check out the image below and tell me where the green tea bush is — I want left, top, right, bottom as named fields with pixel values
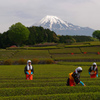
left=4, top=59, right=12, bottom=65
left=49, top=48, right=81, bottom=54
left=12, top=50, right=51, bottom=60
left=80, top=47, right=100, bottom=53
left=0, top=63, right=100, bottom=99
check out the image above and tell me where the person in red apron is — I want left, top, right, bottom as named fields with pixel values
left=88, top=62, right=98, bottom=78
left=67, top=67, right=86, bottom=86
left=24, top=60, right=34, bottom=80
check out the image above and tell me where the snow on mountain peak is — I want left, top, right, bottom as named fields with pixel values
left=34, top=15, right=94, bottom=36
left=38, top=15, right=68, bottom=29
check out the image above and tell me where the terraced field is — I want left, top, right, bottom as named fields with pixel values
left=0, top=50, right=16, bottom=60
left=49, top=48, right=81, bottom=54
left=80, top=47, right=100, bottom=53
left=0, top=50, right=51, bottom=60
left=1, top=44, right=100, bottom=62
left=0, top=64, right=99, bottom=100
left=12, top=50, right=51, bottom=60
left=52, top=54, right=100, bottom=61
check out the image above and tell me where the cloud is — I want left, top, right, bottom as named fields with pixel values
left=0, top=0, right=100, bottom=33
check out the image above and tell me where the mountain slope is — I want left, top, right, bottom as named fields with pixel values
left=34, top=15, right=94, bottom=36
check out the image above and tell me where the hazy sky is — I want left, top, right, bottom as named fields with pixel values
left=0, top=0, right=100, bottom=33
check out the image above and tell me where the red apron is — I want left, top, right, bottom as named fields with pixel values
left=26, top=70, right=33, bottom=80
left=69, top=72, right=75, bottom=86
left=90, top=71, right=96, bottom=78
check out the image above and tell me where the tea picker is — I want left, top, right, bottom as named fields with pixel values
left=24, top=60, right=34, bottom=80
left=88, top=62, right=98, bottom=78
left=67, top=67, right=86, bottom=86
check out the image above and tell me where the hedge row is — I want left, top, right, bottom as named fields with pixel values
left=0, top=78, right=99, bottom=84
left=52, top=54, right=100, bottom=61
left=1, top=92, right=100, bottom=100
left=0, top=64, right=99, bottom=99
left=0, top=86, right=100, bottom=96
left=0, top=59, right=55, bottom=65
left=58, top=62, right=100, bottom=66
left=6, top=46, right=58, bottom=50
left=0, top=81, right=99, bottom=88
left=49, top=48, right=81, bottom=54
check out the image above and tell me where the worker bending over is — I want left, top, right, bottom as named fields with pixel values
left=67, top=67, right=86, bottom=86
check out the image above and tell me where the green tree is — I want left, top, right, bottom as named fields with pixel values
left=72, top=36, right=93, bottom=42
left=0, top=31, right=13, bottom=48
left=92, top=30, right=100, bottom=41
left=58, top=35, right=75, bottom=44
left=8, top=22, right=30, bottom=46
left=27, top=26, right=36, bottom=45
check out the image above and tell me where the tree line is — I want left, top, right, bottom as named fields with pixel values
left=0, top=22, right=96, bottom=48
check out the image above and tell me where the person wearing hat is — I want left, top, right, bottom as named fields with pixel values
left=67, top=67, right=86, bottom=86
left=88, top=62, right=98, bottom=78
left=24, top=60, right=34, bottom=80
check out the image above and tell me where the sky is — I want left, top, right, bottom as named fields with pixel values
left=0, top=0, right=100, bottom=33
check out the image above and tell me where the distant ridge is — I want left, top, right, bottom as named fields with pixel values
left=34, top=15, right=95, bottom=36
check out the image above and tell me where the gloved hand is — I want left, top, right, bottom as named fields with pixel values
left=96, top=74, right=98, bottom=77
left=84, top=84, right=86, bottom=86
left=89, top=72, right=90, bottom=75
left=26, top=71, right=29, bottom=75
left=31, top=72, right=33, bottom=74
left=80, top=81, right=84, bottom=86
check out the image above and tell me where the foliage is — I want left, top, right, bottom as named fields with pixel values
left=92, top=30, right=100, bottom=41
left=1, top=45, right=100, bottom=62
left=0, top=50, right=16, bottom=60
left=8, top=22, right=30, bottom=46
left=58, top=62, right=100, bottom=66
left=52, top=54, right=100, bottom=61
left=4, top=59, right=12, bottom=65
left=18, top=58, right=27, bottom=65
left=45, top=59, right=54, bottom=64
left=49, top=48, right=81, bottom=54
left=58, top=35, right=76, bottom=44
left=90, top=41, right=100, bottom=45
left=12, top=50, right=51, bottom=60
left=32, top=58, right=40, bottom=64
left=6, top=46, right=58, bottom=50
left=27, top=26, right=58, bottom=45
left=80, top=47, right=100, bottom=53
left=72, top=35, right=94, bottom=42
left=0, top=32, right=13, bottom=48
left=0, top=64, right=100, bottom=99
left=0, top=22, right=96, bottom=49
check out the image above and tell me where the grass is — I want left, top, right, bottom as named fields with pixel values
left=0, top=64, right=99, bottom=99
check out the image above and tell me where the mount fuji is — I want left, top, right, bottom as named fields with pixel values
left=34, top=15, right=94, bottom=36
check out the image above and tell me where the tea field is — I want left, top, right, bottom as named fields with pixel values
left=1, top=47, right=100, bottom=62
left=0, top=63, right=100, bottom=100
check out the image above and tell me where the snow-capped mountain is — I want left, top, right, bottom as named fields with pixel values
left=34, top=15, right=94, bottom=36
